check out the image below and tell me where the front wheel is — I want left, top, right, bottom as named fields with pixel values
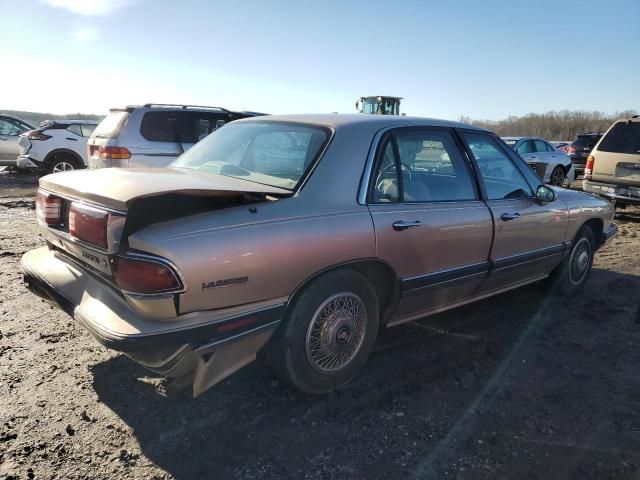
left=549, top=165, right=566, bottom=186
left=266, top=269, right=379, bottom=394
left=547, top=226, right=595, bottom=294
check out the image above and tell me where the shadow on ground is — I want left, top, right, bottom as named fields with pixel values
left=91, top=268, right=640, bottom=479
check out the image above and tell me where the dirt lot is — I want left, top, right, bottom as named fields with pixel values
left=1, top=170, right=639, bottom=480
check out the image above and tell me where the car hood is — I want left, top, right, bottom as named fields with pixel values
left=38, top=167, right=293, bottom=211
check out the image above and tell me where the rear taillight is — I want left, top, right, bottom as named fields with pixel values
left=566, top=146, right=575, bottom=154
left=27, top=131, right=51, bottom=141
left=584, top=155, right=595, bottom=180
left=113, top=256, right=181, bottom=294
left=97, top=146, right=130, bottom=159
left=35, top=190, right=63, bottom=225
left=69, top=203, right=109, bottom=248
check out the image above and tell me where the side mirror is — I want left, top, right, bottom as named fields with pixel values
left=536, top=185, right=557, bottom=204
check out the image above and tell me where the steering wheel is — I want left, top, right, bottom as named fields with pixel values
left=375, top=162, right=413, bottom=192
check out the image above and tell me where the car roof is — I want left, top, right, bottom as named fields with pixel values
left=237, top=113, right=490, bottom=132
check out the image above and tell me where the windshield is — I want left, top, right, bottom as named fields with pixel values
left=172, top=121, right=330, bottom=190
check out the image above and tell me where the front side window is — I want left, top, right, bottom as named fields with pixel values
left=172, top=122, right=330, bottom=191
left=462, top=132, right=534, bottom=200
left=371, top=129, right=476, bottom=203
left=597, top=122, right=640, bottom=154
left=0, top=118, right=24, bottom=136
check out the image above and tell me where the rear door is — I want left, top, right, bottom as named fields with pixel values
left=591, top=120, right=640, bottom=185
left=368, top=127, right=494, bottom=325
left=133, top=110, right=184, bottom=167
left=459, top=131, right=569, bottom=294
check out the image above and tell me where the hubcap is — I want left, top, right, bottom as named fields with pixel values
left=569, top=237, right=591, bottom=285
left=52, top=162, right=75, bottom=173
left=305, top=292, right=367, bottom=373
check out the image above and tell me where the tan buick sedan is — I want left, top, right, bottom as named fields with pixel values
left=21, top=114, right=617, bottom=396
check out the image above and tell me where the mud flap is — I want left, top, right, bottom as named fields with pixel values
left=191, top=324, right=278, bottom=397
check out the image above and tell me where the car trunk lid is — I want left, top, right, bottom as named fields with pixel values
left=39, top=167, right=292, bottom=211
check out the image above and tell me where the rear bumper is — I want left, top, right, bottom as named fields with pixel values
left=582, top=180, right=640, bottom=205
left=21, top=247, right=283, bottom=395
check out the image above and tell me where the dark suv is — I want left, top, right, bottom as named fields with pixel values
left=567, top=132, right=603, bottom=175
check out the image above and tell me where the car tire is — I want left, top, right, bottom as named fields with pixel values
left=266, top=269, right=379, bottom=395
left=47, top=154, right=82, bottom=174
left=547, top=225, right=595, bottom=295
left=549, top=165, right=565, bottom=187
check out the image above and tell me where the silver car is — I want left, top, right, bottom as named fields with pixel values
left=502, top=136, right=576, bottom=186
left=0, top=114, right=34, bottom=167
left=22, top=114, right=616, bottom=396
left=87, top=104, right=265, bottom=169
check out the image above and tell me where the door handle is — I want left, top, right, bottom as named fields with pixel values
left=501, top=212, right=520, bottom=221
left=392, top=220, right=421, bottom=231
left=530, top=155, right=537, bottom=159
left=66, top=137, right=77, bottom=141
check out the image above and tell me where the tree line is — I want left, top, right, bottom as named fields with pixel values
left=1, top=110, right=103, bottom=127
left=459, top=110, right=637, bottom=141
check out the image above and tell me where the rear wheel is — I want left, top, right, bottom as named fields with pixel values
left=266, top=269, right=379, bottom=394
left=547, top=226, right=595, bottom=294
left=47, top=154, right=81, bottom=174
left=549, top=165, right=565, bottom=186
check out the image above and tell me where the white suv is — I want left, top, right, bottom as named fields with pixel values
left=87, top=104, right=265, bottom=169
left=17, top=120, right=99, bottom=173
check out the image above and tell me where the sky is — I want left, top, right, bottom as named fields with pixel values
left=1, top=0, right=638, bottom=120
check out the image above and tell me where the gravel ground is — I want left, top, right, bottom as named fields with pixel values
left=1, top=170, right=639, bottom=480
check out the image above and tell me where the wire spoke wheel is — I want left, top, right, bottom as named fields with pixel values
left=569, top=237, right=591, bottom=286
left=305, top=292, right=367, bottom=373
left=52, top=161, right=75, bottom=173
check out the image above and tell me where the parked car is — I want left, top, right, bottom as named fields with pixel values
left=0, top=114, right=35, bottom=167
left=566, top=132, right=603, bottom=175
left=16, top=120, right=99, bottom=173
left=87, top=104, right=266, bottom=169
left=501, top=136, right=575, bottom=186
left=582, top=115, right=640, bottom=207
left=22, top=114, right=616, bottom=396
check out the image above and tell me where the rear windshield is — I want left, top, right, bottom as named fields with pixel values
left=93, top=111, right=129, bottom=139
left=172, top=121, right=330, bottom=191
left=597, top=122, right=640, bottom=155
left=572, top=135, right=600, bottom=149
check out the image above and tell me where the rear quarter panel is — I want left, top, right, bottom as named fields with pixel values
left=128, top=199, right=376, bottom=313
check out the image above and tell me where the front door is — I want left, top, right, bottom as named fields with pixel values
left=459, top=131, right=569, bottom=294
left=367, top=127, right=494, bottom=325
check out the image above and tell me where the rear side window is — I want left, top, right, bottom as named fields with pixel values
left=181, top=112, right=230, bottom=143
left=81, top=124, right=96, bottom=137
left=66, top=124, right=82, bottom=136
left=516, top=140, right=534, bottom=154
left=597, top=122, right=640, bottom=155
left=140, top=111, right=182, bottom=142
left=572, top=135, right=600, bottom=150
left=534, top=140, right=551, bottom=152
left=93, top=111, right=129, bottom=139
